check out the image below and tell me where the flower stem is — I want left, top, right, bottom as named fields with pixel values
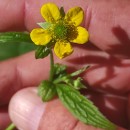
left=6, top=123, right=15, bottom=130
left=49, top=50, right=54, bottom=81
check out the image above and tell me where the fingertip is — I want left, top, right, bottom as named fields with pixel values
left=9, top=87, right=46, bottom=130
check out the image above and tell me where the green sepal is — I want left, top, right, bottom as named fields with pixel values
left=0, top=32, right=33, bottom=43
left=35, top=45, right=50, bottom=59
left=38, top=80, right=57, bottom=102
left=56, top=84, right=116, bottom=130
left=37, top=22, right=52, bottom=29
left=73, top=77, right=86, bottom=90
left=60, top=7, right=65, bottom=17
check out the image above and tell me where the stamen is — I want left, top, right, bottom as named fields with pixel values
left=53, top=21, right=67, bottom=40
left=67, top=24, right=78, bottom=40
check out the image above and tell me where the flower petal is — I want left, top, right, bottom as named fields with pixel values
left=30, top=28, right=52, bottom=45
left=41, top=3, right=61, bottom=23
left=54, top=41, right=73, bottom=59
left=70, top=27, right=89, bottom=44
left=65, top=7, right=84, bottom=26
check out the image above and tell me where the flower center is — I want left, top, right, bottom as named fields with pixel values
left=54, top=22, right=67, bottom=40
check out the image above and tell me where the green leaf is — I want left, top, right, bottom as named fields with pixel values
left=38, top=80, right=57, bottom=101
left=0, top=32, right=33, bottom=43
left=70, top=65, right=90, bottom=77
left=56, top=84, right=116, bottom=130
left=37, top=22, right=52, bottom=29
left=35, top=45, right=50, bottom=59
left=0, top=32, right=36, bottom=61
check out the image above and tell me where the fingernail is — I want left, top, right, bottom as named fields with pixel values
left=9, top=87, right=46, bottom=130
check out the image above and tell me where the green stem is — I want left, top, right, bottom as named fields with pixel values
left=49, top=50, right=54, bottom=81
left=53, top=77, right=64, bottom=84
left=6, top=123, right=15, bottom=130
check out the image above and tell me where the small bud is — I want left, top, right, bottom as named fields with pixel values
left=73, top=77, right=86, bottom=90
left=54, top=22, right=68, bottom=39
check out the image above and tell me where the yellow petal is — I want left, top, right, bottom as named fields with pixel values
left=65, top=7, right=84, bottom=26
left=41, top=3, right=61, bottom=23
left=54, top=41, right=73, bottom=59
left=30, top=28, right=52, bottom=45
left=70, top=27, right=89, bottom=44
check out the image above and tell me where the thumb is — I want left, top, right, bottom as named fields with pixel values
left=9, top=87, right=124, bottom=130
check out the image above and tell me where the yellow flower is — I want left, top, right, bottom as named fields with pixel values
left=30, top=3, right=89, bottom=59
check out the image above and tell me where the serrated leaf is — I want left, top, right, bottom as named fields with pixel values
left=56, top=84, right=116, bottom=130
left=35, top=45, right=50, bottom=59
left=37, top=22, right=52, bottom=29
left=38, top=80, right=57, bottom=101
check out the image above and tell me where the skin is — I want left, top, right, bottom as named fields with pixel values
left=0, top=0, right=130, bottom=129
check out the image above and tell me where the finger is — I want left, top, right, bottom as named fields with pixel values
left=83, top=54, right=130, bottom=95
left=66, top=45, right=130, bottom=95
left=0, top=0, right=89, bottom=31
left=128, top=94, right=130, bottom=129
left=0, top=0, right=25, bottom=31
left=0, top=51, right=50, bottom=105
left=1, top=44, right=130, bottom=105
left=9, top=87, right=125, bottom=130
left=0, top=0, right=130, bottom=58
left=86, top=0, right=130, bottom=58
left=0, top=106, right=11, bottom=130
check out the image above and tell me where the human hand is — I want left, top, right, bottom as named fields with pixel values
left=0, top=0, right=130, bottom=130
